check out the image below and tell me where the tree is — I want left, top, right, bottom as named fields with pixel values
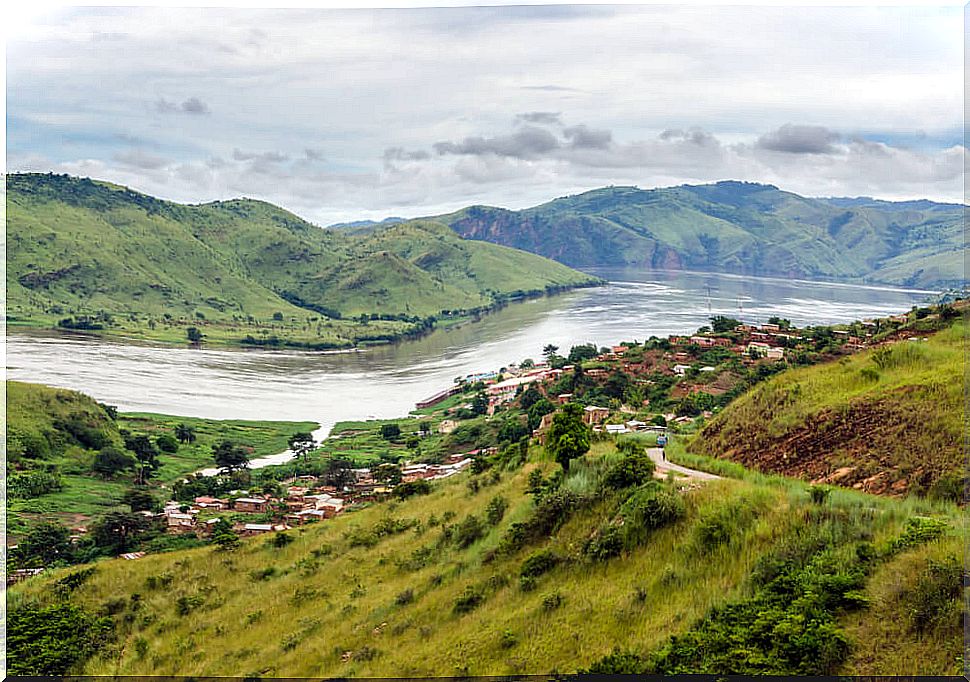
left=528, top=397, right=556, bottom=431
left=90, top=511, right=151, bottom=554
left=380, top=423, right=401, bottom=441
left=186, top=327, right=203, bottom=343
left=542, top=344, right=559, bottom=359
left=156, top=434, right=179, bottom=453
left=519, top=385, right=543, bottom=410
left=520, top=358, right=535, bottom=369
left=212, top=440, right=249, bottom=473
left=8, top=602, right=113, bottom=676
left=91, top=447, right=136, bottom=478
left=124, top=435, right=160, bottom=485
left=288, top=432, right=316, bottom=464
left=418, top=421, right=431, bottom=437
left=567, top=343, right=599, bottom=364
left=122, top=486, right=157, bottom=513
left=324, top=457, right=355, bottom=489
left=175, top=423, right=196, bottom=444
left=767, top=316, right=792, bottom=329
left=546, top=403, right=591, bottom=470
left=709, top=316, right=742, bottom=333
left=498, top=416, right=529, bottom=444
left=471, top=391, right=489, bottom=415
left=9, top=521, right=75, bottom=568
left=375, top=463, right=403, bottom=486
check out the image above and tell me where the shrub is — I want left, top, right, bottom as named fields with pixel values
left=8, top=470, right=63, bottom=498
left=175, top=595, right=204, bottom=616
left=808, top=485, right=831, bottom=504
left=886, top=517, right=950, bottom=555
left=452, top=585, right=485, bottom=614
left=541, top=591, right=564, bottom=611
left=485, top=495, right=508, bottom=525
left=272, top=532, right=293, bottom=549
left=394, top=588, right=415, bottom=606
left=7, top=602, right=113, bottom=676
left=520, top=549, right=559, bottom=579
left=499, top=630, right=518, bottom=649
left=453, top=515, right=485, bottom=549
left=603, top=446, right=656, bottom=490
left=905, top=555, right=963, bottom=633
left=519, top=575, right=537, bottom=592
left=394, top=480, right=431, bottom=499
left=156, top=434, right=179, bottom=453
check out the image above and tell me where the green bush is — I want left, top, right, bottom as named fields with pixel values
left=453, top=585, right=485, bottom=614
left=453, top=515, right=485, bottom=549
left=520, top=549, right=559, bottom=579
left=603, top=448, right=656, bottom=490
left=905, top=555, right=963, bottom=633
left=7, top=602, right=113, bottom=675
left=156, top=434, right=179, bottom=453
left=485, top=495, right=508, bottom=525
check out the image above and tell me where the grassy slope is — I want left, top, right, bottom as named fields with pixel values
left=9, top=443, right=962, bottom=677
left=6, top=381, right=318, bottom=536
left=7, top=174, right=598, bottom=347
left=441, top=182, right=965, bottom=288
left=689, top=321, right=965, bottom=496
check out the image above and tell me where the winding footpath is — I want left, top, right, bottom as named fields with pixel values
left=647, top=447, right=722, bottom=481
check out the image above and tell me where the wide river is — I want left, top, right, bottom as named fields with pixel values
left=6, top=268, right=937, bottom=461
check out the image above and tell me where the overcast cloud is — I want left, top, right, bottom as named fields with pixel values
left=6, top=5, right=965, bottom=224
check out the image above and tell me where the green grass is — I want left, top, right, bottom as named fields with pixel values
left=9, top=438, right=964, bottom=677
left=6, top=381, right=318, bottom=537
left=7, top=173, right=599, bottom=348
left=689, top=321, right=965, bottom=497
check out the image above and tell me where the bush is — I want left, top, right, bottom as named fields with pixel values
left=541, top=591, right=564, bottom=611
left=808, top=485, right=831, bottom=504
left=394, top=588, right=414, bottom=606
left=603, top=447, right=656, bottom=490
left=905, top=556, right=963, bottom=633
left=453, top=515, right=485, bottom=549
left=272, top=532, right=293, bottom=549
left=8, top=470, right=63, bottom=498
left=394, top=480, right=431, bottom=499
left=7, top=602, right=113, bottom=676
left=156, top=434, right=179, bottom=453
left=520, top=549, right=559, bottom=579
left=484, top=495, right=508, bottom=526
left=453, top=585, right=485, bottom=614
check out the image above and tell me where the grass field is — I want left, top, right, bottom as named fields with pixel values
left=9, top=438, right=963, bottom=677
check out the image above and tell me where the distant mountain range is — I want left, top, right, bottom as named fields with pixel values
left=432, top=181, right=965, bottom=289
left=5, top=174, right=598, bottom=347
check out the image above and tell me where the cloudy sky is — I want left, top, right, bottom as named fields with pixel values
left=6, top=4, right=965, bottom=224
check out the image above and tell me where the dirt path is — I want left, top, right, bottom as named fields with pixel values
left=648, top=447, right=721, bottom=481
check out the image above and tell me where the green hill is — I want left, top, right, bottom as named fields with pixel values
left=8, top=431, right=963, bottom=676
left=6, top=380, right=318, bottom=538
left=438, top=181, right=965, bottom=289
left=6, top=174, right=599, bottom=348
left=687, top=317, right=965, bottom=499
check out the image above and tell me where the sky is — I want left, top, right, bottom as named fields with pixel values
left=5, top=4, right=966, bottom=224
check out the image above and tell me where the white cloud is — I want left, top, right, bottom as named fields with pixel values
left=5, top=5, right=965, bottom=222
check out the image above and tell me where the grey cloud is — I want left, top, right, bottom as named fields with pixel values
left=232, top=148, right=288, bottom=163
left=304, top=148, right=326, bottom=161
left=155, top=97, right=211, bottom=115
left=383, top=147, right=431, bottom=162
left=514, top=112, right=562, bottom=125
left=113, top=148, right=169, bottom=170
left=757, top=124, right=840, bottom=154
left=659, top=128, right=718, bottom=146
left=563, top=124, right=612, bottom=149
left=433, top=125, right=560, bottom=158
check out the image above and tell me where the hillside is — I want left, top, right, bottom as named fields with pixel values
left=6, top=380, right=318, bottom=538
left=6, top=173, right=599, bottom=348
left=8, top=437, right=963, bottom=677
left=688, top=318, right=965, bottom=498
left=437, top=181, right=965, bottom=289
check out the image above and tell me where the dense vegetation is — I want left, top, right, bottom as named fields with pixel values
left=7, top=173, right=599, bottom=347
left=439, top=181, right=965, bottom=289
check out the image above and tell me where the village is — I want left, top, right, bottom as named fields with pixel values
left=133, top=308, right=938, bottom=546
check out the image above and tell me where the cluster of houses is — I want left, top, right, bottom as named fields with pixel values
left=158, top=453, right=478, bottom=538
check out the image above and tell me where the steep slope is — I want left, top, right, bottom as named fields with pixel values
left=438, top=181, right=965, bottom=288
left=7, top=174, right=599, bottom=346
left=689, top=318, right=964, bottom=498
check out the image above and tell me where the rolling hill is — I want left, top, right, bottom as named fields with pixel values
left=6, top=173, right=599, bottom=347
left=437, top=181, right=965, bottom=289
left=687, top=316, right=965, bottom=498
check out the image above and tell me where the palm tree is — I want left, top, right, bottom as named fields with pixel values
left=175, top=423, right=196, bottom=444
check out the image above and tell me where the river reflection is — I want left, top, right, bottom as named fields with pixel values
left=6, top=268, right=937, bottom=436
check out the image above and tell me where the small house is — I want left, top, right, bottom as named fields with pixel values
left=583, top=405, right=610, bottom=425
left=233, top=497, right=270, bottom=513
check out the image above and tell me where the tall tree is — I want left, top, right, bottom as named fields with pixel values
left=175, top=423, right=196, bottom=444
left=546, top=403, right=591, bottom=471
left=288, top=432, right=316, bottom=464
left=212, top=440, right=249, bottom=473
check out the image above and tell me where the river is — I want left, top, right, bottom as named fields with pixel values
left=6, top=268, right=937, bottom=462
